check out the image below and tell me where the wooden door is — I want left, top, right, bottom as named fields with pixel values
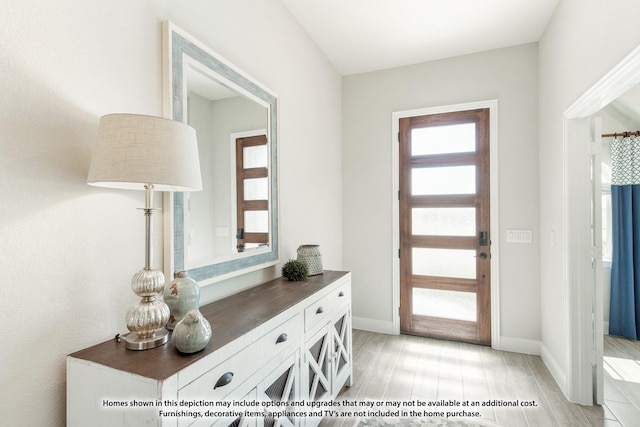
left=235, top=134, right=269, bottom=252
left=399, top=108, right=491, bottom=345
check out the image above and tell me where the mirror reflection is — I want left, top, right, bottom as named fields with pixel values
left=164, top=22, right=279, bottom=285
left=185, top=67, right=269, bottom=266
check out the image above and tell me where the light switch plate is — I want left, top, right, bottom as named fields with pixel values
left=506, top=229, right=533, bottom=243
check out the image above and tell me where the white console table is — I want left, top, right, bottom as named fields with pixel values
left=67, top=271, right=352, bottom=427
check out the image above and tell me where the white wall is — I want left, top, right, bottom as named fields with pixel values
left=0, top=1, right=342, bottom=425
left=342, top=44, right=541, bottom=347
left=538, top=0, right=640, bottom=398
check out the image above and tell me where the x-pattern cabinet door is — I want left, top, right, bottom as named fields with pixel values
left=304, top=308, right=352, bottom=402
left=305, top=327, right=331, bottom=402
left=258, top=352, right=300, bottom=427
left=330, top=311, right=352, bottom=390
left=209, top=389, right=257, bottom=427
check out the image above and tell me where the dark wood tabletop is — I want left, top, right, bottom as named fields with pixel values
left=69, top=271, right=349, bottom=381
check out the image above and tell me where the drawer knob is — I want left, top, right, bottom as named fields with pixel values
left=276, top=333, right=288, bottom=344
left=214, top=372, right=234, bottom=389
left=338, top=291, right=345, bottom=297
left=316, top=306, right=324, bottom=314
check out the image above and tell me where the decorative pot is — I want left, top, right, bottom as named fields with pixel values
left=297, top=244, right=323, bottom=275
left=172, top=309, right=212, bottom=353
left=164, top=270, right=200, bottom=330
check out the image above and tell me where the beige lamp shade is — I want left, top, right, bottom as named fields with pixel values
left=87, top=114, right=202, bottom=192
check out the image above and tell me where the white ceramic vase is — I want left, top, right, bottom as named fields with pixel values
left=172, top=309, right=212, bottom=353
left=164, top=270, right=200, bottom=330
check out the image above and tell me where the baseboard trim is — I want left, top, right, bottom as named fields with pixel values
left=498, top=336, right=541, bottom=355
left=540, top=342, right=567, bottom=397
left=352, top=316, right=396, bottom=335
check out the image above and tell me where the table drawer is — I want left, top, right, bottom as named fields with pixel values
left=178, top=337, right=261, bottom=402
left=261, top=313, right=302, bottom=362
left=304, top=281, right=350, bottom=332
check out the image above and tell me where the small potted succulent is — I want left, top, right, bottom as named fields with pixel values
left=281, top=259, right=309, bottom=281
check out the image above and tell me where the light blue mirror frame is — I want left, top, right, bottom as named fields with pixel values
left=163, top=22, right=279, bottom=285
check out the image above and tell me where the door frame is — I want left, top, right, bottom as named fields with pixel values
left=391, top=99, right=501, bottom=348
left=564, top=44, right=640, bottom=405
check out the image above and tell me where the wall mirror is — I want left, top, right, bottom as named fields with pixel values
left=163, top=22, right=278, bottom=285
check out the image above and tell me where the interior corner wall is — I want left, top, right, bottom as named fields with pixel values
left=538, top=0, right=640, bottom=398
left=342, top=43, right=541, bottom=347
left=0, top=1, right=342, bottom=425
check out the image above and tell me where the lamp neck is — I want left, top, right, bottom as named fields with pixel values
left=144, top=184, right=155, bottom=270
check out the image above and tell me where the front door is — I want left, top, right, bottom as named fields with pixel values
left=235, top=134, right=269, bottom=252
left=399, top=108, right=491, bottom=345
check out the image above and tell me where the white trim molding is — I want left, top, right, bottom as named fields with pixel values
left=500, top=336, right=541, bottom=356
left=390, top=100, right=500, bottom=348
left=541, top=342, right=567, bottom=394
left=563, top=44, right=640, bottom=405
left=352, top=316, right=396, bottom=335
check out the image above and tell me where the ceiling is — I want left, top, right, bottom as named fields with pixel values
left=280, top=0, right=560, bottom=75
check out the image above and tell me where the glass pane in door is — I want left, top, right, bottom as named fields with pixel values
left=244, top=178, right=269, bottom=200
left=243, top=145, right=268, bottom=168
left=411, top=123, right=476, bottom=156
left=413, top=288, right=476, bottom=321
left=412, top=248, right=476, bottom=279
left=412, top=207, right=476, bottom=236
left=244, top=210, right=268, bottom=233
left=411, top=166, right=476, bottom=195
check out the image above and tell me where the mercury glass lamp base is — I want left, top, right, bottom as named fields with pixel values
left=122, top=328, right=169, bottom=350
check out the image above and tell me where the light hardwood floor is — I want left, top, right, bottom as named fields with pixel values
left=603, top=334, right=640, bottom=426
left=321, top=330, right=640, bottom=427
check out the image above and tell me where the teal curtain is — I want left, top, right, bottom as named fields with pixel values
left=610, top=135, right=640, bottom=340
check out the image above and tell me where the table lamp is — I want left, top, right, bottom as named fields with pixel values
left=87, top=113, right=202, bottom=350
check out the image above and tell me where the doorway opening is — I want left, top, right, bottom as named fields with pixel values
left=564, top=44, right=640, bottom=406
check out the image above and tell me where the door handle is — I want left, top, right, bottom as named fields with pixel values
left=476, top=252, right=488, bottom=259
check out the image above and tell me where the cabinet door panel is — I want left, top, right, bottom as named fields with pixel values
left=210, top=389, right=257, bottom=427
left=331, top=311, right=352, bottom=389
left=258, top=352, right=299, bottom=427
left=305, top=328, right=331, bottom=401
